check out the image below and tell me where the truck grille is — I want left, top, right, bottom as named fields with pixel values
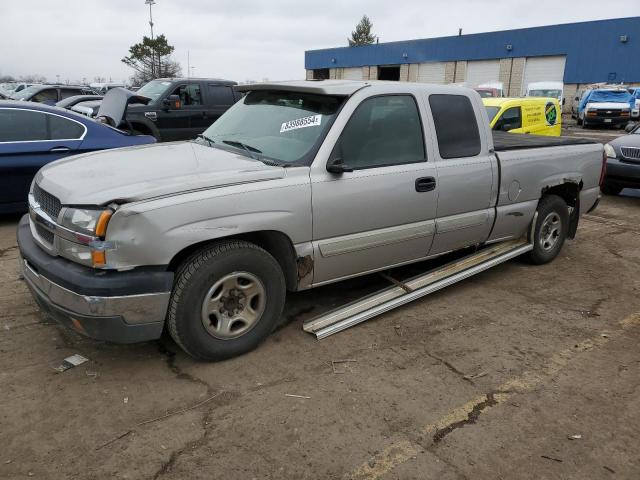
left=33, top=183, right=62, bottom=219
left=593, top=109, right=626, bottom=118
left=621, top=147, right=640, bottom=161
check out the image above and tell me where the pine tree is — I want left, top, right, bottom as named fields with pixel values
left=348, top=15, right=376, bottom=47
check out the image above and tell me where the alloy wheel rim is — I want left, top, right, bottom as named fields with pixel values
left=201, top=272, right=266, bottom=340
left=539, top=212, right=561, bottom=251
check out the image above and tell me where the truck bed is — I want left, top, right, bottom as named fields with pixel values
left=492, top=131, right=598, bottom=151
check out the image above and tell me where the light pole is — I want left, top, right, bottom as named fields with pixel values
left=145, top=0, right=156, bottom=77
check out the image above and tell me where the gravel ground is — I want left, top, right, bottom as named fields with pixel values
left=1, top=191, right=639, bottom=480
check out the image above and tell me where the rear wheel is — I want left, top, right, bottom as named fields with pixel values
left=167, top=240, right=286, bottom=360
left=527, top=195, right=569, bottom=265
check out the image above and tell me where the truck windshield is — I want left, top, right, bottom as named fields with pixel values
left=136, top=80, right=173, bottom=101
left=199, top=90, right=343, bottom=164
left=485, top=106, right=499, bottom=122
left=529, top=89, right=562, bottom=99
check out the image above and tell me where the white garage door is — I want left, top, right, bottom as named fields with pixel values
left=523, top=56, right=566, bottom=89
left=417, top=62, right=446, bottom=84
left=342, top=67, right=363, bottom=80
left=465, top=60, right=501, bottom=86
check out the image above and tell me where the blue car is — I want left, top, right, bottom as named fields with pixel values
left=0, top=100, right=156, bottom=214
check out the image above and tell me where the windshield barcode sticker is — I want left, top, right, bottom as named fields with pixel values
left=280, top=115, right=322, bottom=133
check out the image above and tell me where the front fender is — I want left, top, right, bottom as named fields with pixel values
left=102, top=171, right=312, bottom=271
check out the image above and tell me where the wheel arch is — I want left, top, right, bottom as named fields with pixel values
left=540, top=180, right=582, bottom=239
left=167, top=230, right=301, bottom=292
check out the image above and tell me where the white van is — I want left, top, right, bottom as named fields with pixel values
left=526, top=81, right=564, bottom=108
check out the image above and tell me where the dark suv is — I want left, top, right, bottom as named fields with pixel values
left=11, top=85, right=96, bottom=105
left=126, top=78, right=241, bottom=141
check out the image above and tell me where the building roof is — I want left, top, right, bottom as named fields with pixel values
left=305, top=17, right=640, bottom=84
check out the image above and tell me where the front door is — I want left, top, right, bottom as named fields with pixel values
left=310, top=93, right=439, bottom=285
left=156, top=83, right=198, bottom=141
left=424, top=93, right=496, bottom=255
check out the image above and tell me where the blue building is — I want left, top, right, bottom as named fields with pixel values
left=304, top=17, right=640, bottom=111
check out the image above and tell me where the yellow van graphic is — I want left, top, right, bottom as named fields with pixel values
left=483, top=97, right=562, bottom=136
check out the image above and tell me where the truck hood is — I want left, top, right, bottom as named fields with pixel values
left=36, top=142, right=286, bottom=205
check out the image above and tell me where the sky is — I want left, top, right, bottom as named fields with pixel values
left=1, top=0, right=638, bottom=84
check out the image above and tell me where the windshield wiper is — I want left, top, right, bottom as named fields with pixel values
left=222, top=140, right=264, bottom=161
left=196, top=133, right=216, bottom=147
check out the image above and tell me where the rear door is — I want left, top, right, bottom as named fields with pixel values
left=205, top=84, right=236, bottom=126
left=310, top=92, right=439, bottom=284
left=424, top=93, right=496, bottom=255
left=0, top=108, right=85, bottom=211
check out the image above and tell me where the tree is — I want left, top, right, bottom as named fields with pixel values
left=122, top=34, right=182, bottom=85
left=348, top=15, right=376, bottom=47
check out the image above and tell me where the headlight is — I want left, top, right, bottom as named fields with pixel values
left=60, top=208, right=112, bottom=238
left=604, top=143, right=617, bottom=159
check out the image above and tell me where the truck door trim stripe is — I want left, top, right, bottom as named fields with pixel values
left=318, top=220, right=436, bottom=257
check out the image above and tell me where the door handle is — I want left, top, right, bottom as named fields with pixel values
left=49, top=147, right=71, bottom=153
left=415, top=176, right=436, bottom=192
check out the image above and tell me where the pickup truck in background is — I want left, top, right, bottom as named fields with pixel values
left=576, top=87, right=632, bottom=128
left=117, top=77, right=241, bottom=141
left=18, top=80, right=604, bottom=360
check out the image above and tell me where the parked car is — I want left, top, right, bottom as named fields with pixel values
left=477, top=81, right=504, bottom=97
left=89, top=82, right=126, bottom=95
left=56, top=95, right=103, bottom=111
left=10, top=85, right=96, bottom=105
left=575, top=88, right=631, bottom=128
left=483, top=97, right=561, bottom=136
left=123, top=77, right=241, bottom=141
left=526, top=81, right=564, bottom=108
left=18, top=81, right=603, bottom=360
left=601, top=124, right=640, bottom=195
left=627, top=87, right=640, bottom=119
left=0, top=99, right=156, bottom=214
left=0, top=82, right=33, bottom=95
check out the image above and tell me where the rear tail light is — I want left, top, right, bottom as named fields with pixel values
left=599, top=150, right=607, bottom=187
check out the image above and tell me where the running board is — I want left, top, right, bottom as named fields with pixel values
left=303, top=239, right=533, bottom=339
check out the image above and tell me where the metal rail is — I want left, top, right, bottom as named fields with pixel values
left=303, top=239, right=533, bottom=339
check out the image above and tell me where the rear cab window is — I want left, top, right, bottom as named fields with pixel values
left=207, top=85, right=236, bottom=106
left=429, top=94, right=481, bottom=159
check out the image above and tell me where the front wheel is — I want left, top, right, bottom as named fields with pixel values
left=167, top=240, right=286, bottom=360
left=527, top=195, right=569, bottom=265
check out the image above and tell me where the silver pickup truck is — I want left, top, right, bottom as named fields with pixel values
left=18, top=81, right=604, bottom=360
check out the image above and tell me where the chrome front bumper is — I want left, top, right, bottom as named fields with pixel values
left=21, top=257, right=171, bottom=325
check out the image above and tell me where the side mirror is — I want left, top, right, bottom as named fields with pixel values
left=501, top=123, right=512, bottom=132
left=163, top=94, right=182, bottom=110
left=326, top=156, right=353, bottom=174
left=562, top=98, right=566, bottom=105
left=574, top=96, right=579, bottom=101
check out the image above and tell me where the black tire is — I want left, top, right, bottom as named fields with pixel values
left=601, top=183, right=622, bottom=196
left=167, top=240, right=286, bottom=361
left=526, top=195, right=569, bottom=265
left=581, top=119, right=588, bottom=128
left=577, top=116, right=583, bottom=126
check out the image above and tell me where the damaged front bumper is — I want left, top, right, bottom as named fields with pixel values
left=17, top=215, right=173, bottom=343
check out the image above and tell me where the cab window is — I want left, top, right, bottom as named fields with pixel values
left=170, top=84, right=203, bottom=106
left=494, top=107, right=522, bottom=131
left=31, top=89, right=58, bottom=103
left=336, top=95, right=425, bottom=169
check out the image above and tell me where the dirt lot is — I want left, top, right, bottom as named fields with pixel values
left=1, top=190, right=640, bottom=479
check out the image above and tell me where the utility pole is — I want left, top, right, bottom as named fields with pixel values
left=145, top=0, right=156, bottom=77
left=187, top=51, right=190, bottom=78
